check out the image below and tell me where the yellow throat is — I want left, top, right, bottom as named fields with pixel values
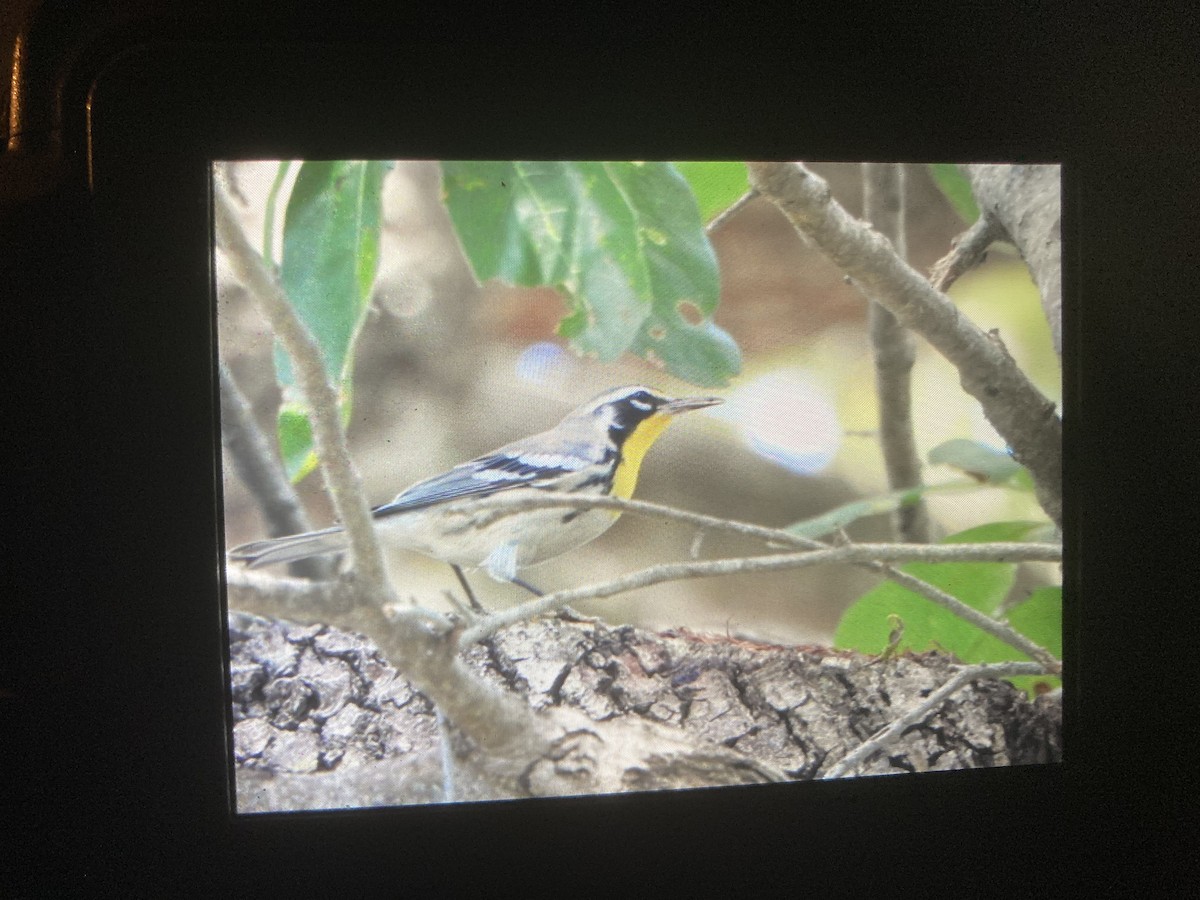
left=610, top=412, right=675, bottom=500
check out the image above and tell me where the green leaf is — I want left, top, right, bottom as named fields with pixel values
left=785, top=481, right=988, bottom=540
left=277, top=396, right=354, bottom=486
left=960, top=586, right=1063, bottom=697
left=1008, top=466, right=1036, bottom=493
left=274, top=160, right=388, bottom=481
left=277, top=401, right=320, bottom=483
left=928, top=438, right=1023, bottom=485
left=834, top=521, right=1054, bottom=674
left=673, top=162, right=751, bottom=223
left=928, top=164, right=980, bottom=224
left=441, top=160, right=741, bottom=386
left=788, top=486, right=929, bottom=540
left=629, top=315, right=742, bottom=388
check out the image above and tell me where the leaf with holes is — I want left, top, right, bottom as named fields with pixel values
left=441, top=160, right=740, bottom=386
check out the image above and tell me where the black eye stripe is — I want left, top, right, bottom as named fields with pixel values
left=605, top=393, right=663, bottom=446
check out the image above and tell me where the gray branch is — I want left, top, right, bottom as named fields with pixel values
left=747, top=162, right=1062, bottom=529
left=213, top=174, right=391, bottom=600
left=215, top=171, right=562, bottom=794
left=218, top=360, right=331, bottom=580
left=928, top=212, right=1004, bottom=293
left=458, top=538, right=1061, bottom=668
left=862, top=163, right=930, bottom=543
left=963, top=164, right=1062, bottom=358
left=431, top=492, right=1061, bottom=671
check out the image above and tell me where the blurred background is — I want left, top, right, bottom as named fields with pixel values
left=218, top=161, right=1060, bottom=645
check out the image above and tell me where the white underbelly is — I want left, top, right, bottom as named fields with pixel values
left=374, top=505, right=620, bottom=580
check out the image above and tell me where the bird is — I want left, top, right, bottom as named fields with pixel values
left=228, top=385, right=722, bottom=608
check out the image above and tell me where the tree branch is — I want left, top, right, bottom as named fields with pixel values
left=821, top=661, right=1048, bottom=778
left=218, top=360, right=331, bottom=580
left=862, top=163, right=930, bottom=543
left=963, top=164, right=1062, bottom=358
left=454, top=492, right=820, bottom=548
left=707, top=187, right=759, bottom=233
left=215, top=169, right=558, bottom=792
left=458, top=539, right=1061, bottom=663
left=434, top=492, right=1060, bottom=671
left=928, top=211, right=1003, bottom=293
left=229, top=506, right=1062, bottom=673
left=213, top=170, right=392, bottom=602
left=746, top=162, right=1062, bottom=529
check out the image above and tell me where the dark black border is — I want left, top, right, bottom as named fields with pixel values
left=5, top=9, right=1196, bottom=894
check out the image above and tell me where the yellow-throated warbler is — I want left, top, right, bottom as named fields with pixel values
left=229, top=385, right=721, bottom=603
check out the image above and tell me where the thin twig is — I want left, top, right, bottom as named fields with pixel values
left=872, top=563, right=1060, bottom=672
left=928, top=211, right=1002, bottom=293
left=453, top=492, right=818, bottom=549
left=862, top=162, right=929, bottom=543
left=707, top=188, right=759, bottom=233
left=225, top=566, right=353, bottom=617
left=437, top=492, right=1061, bottom=670
left=227, top=488, right=1061, bottom=673
left=219, top=360, right=332, bottom=580
left=457, top=542, right=1062, bottom=649
left=213, top=169, right=392, bottom=603
left=821, top=661, right=1049, bottom=778
left=746, top=162, right=1062, bottom=529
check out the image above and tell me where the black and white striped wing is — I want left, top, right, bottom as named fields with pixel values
left=371, top=448, right=595, bottom=518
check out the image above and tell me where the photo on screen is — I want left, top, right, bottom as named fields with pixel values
left=213, top=160, right=1063, bottom=813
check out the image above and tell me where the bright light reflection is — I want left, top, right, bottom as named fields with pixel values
left=715, top=370, right=842, bottom=476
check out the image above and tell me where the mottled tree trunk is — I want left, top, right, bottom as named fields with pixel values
left=230, top=613, right=1061, bottom=811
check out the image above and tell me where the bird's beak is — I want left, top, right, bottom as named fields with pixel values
left=662, top=395, right=724, bottom=415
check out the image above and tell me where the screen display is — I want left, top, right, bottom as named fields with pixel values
left=214, top=160, right=1062, bottom=812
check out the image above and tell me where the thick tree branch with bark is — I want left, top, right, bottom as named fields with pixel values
left=746, top=161, right=1063, bottom=529
left=230, top=614, right=1060, bottom=809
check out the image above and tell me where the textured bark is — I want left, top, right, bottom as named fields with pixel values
left=230, top=613, right=1062, bottom=812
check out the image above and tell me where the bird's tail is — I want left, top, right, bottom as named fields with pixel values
left=228, top=525, right=350, bottom=569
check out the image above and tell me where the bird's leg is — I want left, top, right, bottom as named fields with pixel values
left=509, top=576, right=543, bottom=597
left=450, top=564, right=487, bottom=613
left=510, top=576, right=601, bottom=625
